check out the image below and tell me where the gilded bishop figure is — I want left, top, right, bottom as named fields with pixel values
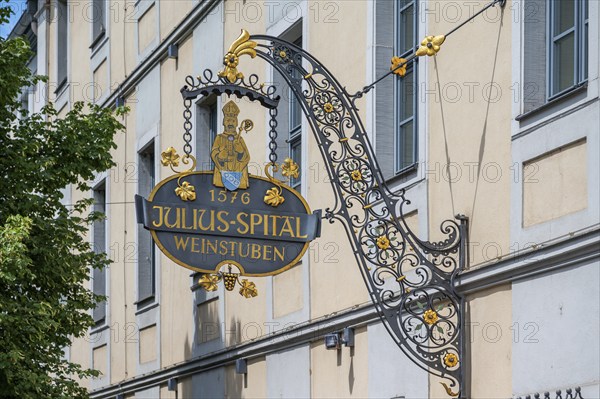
left=211, top=100, right=250, bottom=190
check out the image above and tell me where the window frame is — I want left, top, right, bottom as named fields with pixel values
left=547, top=0, right=588, bottom=100
left=55, top=0, right=68, bottom=93
left=287, top=36, right=303, bottom=191
left=394, top=0, right=419, bottom=175
left=91, top=0, right=107, bottom=48
left=92, top=179, right=107, bottom=326
left=136, top=141, right=156, bottom=308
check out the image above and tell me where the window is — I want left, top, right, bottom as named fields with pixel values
left=137, top=143, right=155, bottom=306
left=522, top=0, right=588, bottom=114
left=272, top=23, right=303, bottom=187
left=92, top=180, right=107, bottom=325
left=196, top=98, right=218, bottom=170
left=548, top=0, right=588, bottom=98
left=395, top=0, right=417, bottom=173
left=92, top=0, right=106, bottom=46
left=288, top=37, right=302, bottom=191
left=56, top=0, right=68, bottom=91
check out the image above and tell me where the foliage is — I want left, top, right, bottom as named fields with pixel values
left=0, top=1, right=126, bottom=397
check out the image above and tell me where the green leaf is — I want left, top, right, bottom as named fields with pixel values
left=0, top=18, right=125, bottom=397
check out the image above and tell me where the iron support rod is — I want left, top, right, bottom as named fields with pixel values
left=353, top=0, right=505, bottom=99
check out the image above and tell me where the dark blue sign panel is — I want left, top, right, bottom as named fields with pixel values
left=135, top=172, right=321, bottom=276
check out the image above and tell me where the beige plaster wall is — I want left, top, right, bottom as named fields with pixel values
left=158, top=36, right=197, bottom=367
left=225, top=357, right=267, bottom=398
left=273, top=262, right=303, bottom=318
left=311, top=326, right=368, bottom=398
left=427, top=0, right=512, bottom=266
left=108, top=0, right=138, bottom=82
left=138, top=3, right=157, bottom=54
left=159, top=0, right=193, bottom=42
left=306, top=0, right=371, bottom=319
left=523, top=139, right=588, bottom=227
left=108, top=94, right=139, bottom=384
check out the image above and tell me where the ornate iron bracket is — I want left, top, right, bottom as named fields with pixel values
left=179, top=0, right=506, bottom=395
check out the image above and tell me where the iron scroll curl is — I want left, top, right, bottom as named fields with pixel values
left=245, top=34, right=466, bottom=395
left=180, top=32, right=467, bottom=396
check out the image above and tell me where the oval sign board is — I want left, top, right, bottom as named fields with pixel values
left=135, top=172, right=321, bottom=276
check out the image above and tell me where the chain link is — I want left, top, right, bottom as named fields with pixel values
left=182, top=98, right=193, bottom=156
left=268, top=107, right=278, bottom=165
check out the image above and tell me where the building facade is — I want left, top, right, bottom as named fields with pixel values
left=13, top=0, right=600, bottom=397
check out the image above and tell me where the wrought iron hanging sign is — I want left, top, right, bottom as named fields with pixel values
left=134, top=1, right=506, bottom=396
left=135, top=98, right=321, bottom=296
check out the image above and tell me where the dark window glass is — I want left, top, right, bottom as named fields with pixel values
left=137, top=143, right=155, bottom=305
left=56, top=0, right=67, bottom=89
left=549, top=0, right=587, bottom=97
left=395, top=0, right=417, bottom=173
left=92, top=180, right=106, bottom=325
left=93, top=0, right=106, bottom=43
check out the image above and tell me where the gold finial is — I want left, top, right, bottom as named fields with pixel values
left=416, top=35, right=446, bottom=57
left=219, top=29, right=258, bottom=83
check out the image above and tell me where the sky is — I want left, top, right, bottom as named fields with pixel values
left=0, top=0, right=28, bottom=39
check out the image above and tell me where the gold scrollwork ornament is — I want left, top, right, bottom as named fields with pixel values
left=160, top=147, right=197, bottom=201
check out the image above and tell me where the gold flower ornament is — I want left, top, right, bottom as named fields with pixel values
left=351, top=170, right=362, bottom=181
left=416, top=35, right=446, bottom=57
left=161, top=147, right=180, bottom=167
left=198, top=274, right=220, bottom=292
left=376, top=235, right=390, bottom=250
left=281, top=158, right=300, bottom=180
left=264, top=187, right=285, bottom=207
left=390, top=56, right=407, bottom=77
left=175, top=181, right=196, bottom=201
left=239, top=279, right=258, bottom=298
left=443, top=353, right=459, bottom=368
left=423, top=309, right=439, bottom=325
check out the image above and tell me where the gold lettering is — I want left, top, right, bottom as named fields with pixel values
left=250, top=214, right=262, bottom=235
left=271, top=215, right=279, bottom=236
left=273, top=246, right=285, bottom=262
left=264, top=213, right=269, bottom=236
left=237, top=212, right=249, bottom=234
left=216, top=211, right=230, bottom=233
left=206, top=239, right=218, bottom=254
left=181, top=208, right=193, bottom=230
left=191, top=237, right=200, bottom=253
left=152, top=206, right=164, bottom=228
left=279, top=216, right=295, bottom=237
left=229, top=241, right=236, bottom=257
left=251, top=244, right=261, bottom=259
left=174, top=235, right=189, bottom=250
left=197, top=209, right=215, bottom=231
left=239, top=242, right=250, bottom=257
left=165, top=207, right=179, bottom=229
left=295, top=216, right=308, bottom=239
left=263, top=245, right=272, bottom=261
left=193, top=209, right=198, bottom=230
left=219, top=241, right=229, bottom=255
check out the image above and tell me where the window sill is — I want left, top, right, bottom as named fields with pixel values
left=90, top=34, right=109, bottom=58
left=386, top=162, right=419, bottom=191
left=516, top=82, right=588, bottom=123
left=90, top=322, right=109, bottom=335
left=90, top=31, right=106, bottom=50
left=134, top=298, right=158, bottom=315
left=54, top=77, right=68, bottom=95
